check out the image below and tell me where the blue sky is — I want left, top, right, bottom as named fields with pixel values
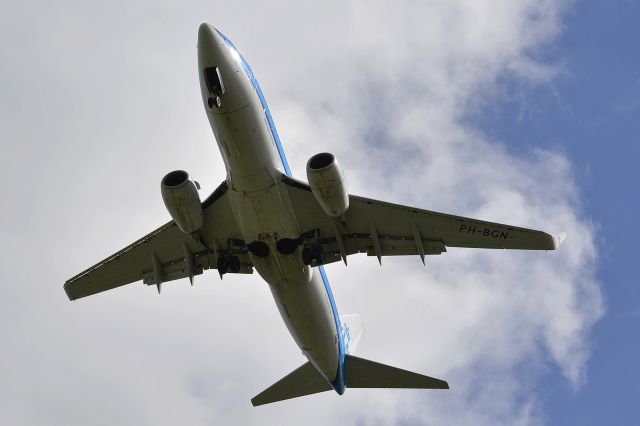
left=0, top=1, right=637, bottom=424
left=531, top=3, right=637, bottom=421
left=477, top=2, right=639, bottom=423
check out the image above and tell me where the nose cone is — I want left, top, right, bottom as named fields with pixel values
left=197, top=23, right=249, bottom=113
left=198, top=23, right=221, bottom=48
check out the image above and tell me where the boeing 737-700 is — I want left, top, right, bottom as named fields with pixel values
left=64, top=24, right=565, bottom=406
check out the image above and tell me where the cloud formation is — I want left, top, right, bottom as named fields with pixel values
left=0, top=1, right=601, bottom=425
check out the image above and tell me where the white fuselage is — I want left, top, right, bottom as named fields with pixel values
left=197, top=24, right=345, bottom=392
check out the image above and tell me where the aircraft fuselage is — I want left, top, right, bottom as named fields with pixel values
left=197, top=24, right=345, bottom=393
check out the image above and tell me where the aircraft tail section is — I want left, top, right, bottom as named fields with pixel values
left=251, top=355, right=448, bottom=407
left=345, top=355, right=449, bottom=390
left=251, top=361, right=332, bottom=406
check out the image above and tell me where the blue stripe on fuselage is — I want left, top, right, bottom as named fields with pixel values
left=318, top=264, right=346, bottom=394
left=214, top=28, right=345, bottom=393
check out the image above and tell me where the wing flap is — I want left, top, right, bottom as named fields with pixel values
left=365, top=241, right=446, bottom=257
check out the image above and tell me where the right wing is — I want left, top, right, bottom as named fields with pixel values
left=281, top=175, right=564, bottom=266
left=64, top=181, right=250, bottom=300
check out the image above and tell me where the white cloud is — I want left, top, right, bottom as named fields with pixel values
left=0, top=1, right=601, bottom=425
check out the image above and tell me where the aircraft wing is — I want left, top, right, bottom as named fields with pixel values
left=281, top=175, right=565, bottom=266
left=64, top=181, right=250, bottom=300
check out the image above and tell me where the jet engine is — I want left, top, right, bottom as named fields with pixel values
left=161, top=170, right=203, bottom=233
left=306, top=152, right=349, bottom=217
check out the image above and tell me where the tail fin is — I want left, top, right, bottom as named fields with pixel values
left=345, top=355, right=449, bottom=389
left=340, top=314, right=364, bottom=355
left=251, top=361, right=332, bottom=406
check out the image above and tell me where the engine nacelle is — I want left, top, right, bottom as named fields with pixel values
left=161, top=170, right=203, bottom=233
left=306, top=152, right=349, bottom=217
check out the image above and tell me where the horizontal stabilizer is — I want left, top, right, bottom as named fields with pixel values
left=345, top=355, right=449, bottom=389
left=251, top=361, right=332, bottom=407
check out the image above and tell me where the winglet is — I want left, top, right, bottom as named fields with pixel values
left=553, top=232, right=567, bottom=249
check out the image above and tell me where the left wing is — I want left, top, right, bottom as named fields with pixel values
left=281, top=175, right=565, bottom=266
left=64, top=181, right=251, bottom=300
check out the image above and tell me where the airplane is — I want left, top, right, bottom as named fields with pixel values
left=64, top=23, right=566, bottom=406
